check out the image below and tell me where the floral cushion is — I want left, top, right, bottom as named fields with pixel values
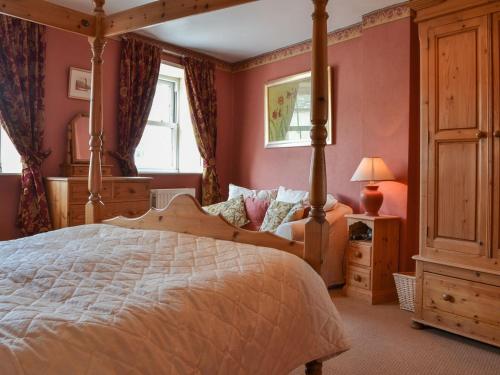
left=260, top=200, right=296, bottom=232
left=204, top=196, right=249, bottom=227
left=282, top=202, right=308, bottom=224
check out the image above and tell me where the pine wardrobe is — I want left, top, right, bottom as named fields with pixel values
left=411, top=0, right=500, bottom=347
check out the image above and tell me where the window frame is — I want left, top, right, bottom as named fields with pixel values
left=136, top=74, right=181, bottom=174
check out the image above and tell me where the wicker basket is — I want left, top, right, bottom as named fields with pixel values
left=393, top=272, right=416, bottom=312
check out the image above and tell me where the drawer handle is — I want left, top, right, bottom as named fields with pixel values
left=442, top=293, right=455, bottom=303
left=354, top=251, right=362, bottom=258
left=494, top=130, right=500, bottom=138
left=354, top=274, right=362, bottom=282
left=475, top=131, right=487, bottom=140
left=128, top=188, right=136, bottom=194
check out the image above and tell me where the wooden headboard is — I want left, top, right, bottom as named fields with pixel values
left=103, top=194, right=305, bottom=259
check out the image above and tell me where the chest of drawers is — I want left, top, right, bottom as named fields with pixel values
left=45, top=177, right=152, bottom=229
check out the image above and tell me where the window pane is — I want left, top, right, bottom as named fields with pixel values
left=148, top=80, right=175, bottom=124
left=135, top=125, right=176, bottom=172
left=1, top=127, right=22, bottom=173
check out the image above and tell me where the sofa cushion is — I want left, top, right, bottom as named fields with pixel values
left=243, top=197, right=270, bottom=231
left=276, top=186, right=338, bottom=211
left=282, top=203, right=308, bottom=224
left=260, top=200, right=296, bottom=232
left=228, top=183, right=277, bottom=202
left=276, top=186, right=308, bottom=204
left=203, top=195, right=249, bottom=227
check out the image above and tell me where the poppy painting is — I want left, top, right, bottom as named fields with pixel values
left=264, top=68, right=332, bottom=148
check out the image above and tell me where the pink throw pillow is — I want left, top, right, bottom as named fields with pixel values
left=243, top=197, right=270, bottom=231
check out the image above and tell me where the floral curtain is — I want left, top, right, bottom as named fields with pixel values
left=112, top=37, right=161, bottom=176
left=0, top=16, right=51, bottom=236
left=182, top=57, right=221, bottom=206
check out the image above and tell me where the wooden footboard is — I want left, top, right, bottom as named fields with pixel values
left=103, top=194, right=305, bottom=259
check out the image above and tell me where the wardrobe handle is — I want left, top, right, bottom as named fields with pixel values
left=354, top=275, right=362, bottom=282
left=494, top=130, right=500, bottom=138
left=442, top=293, right=455, bottom=303
left=475, top=131, right=487, bottom=139
left=354, top=251, right=362, bottom=258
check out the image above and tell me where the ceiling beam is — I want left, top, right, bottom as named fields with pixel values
left=103, top=0, right=258, bottom=37
left=0, top=0, right=95, bottom=36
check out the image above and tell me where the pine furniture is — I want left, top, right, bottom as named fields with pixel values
left=45, top=177, right=152, bottom=229
left=410, top=0, right=500, bottom=347
left=343, top=214, right=400, bottom=304
left=0, top=0, right=334, bottom=372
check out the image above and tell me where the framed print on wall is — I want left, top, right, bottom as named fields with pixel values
left=264, top=67, right=333, bottom=148
left=68, top=67, right=92, bottom=100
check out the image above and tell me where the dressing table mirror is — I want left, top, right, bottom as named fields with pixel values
left=61, top=113, right=112, bottom=177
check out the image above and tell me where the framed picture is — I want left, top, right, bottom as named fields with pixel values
left=264, top=67, right=333, bottom=148
left=68, top=67, right=92, bottom=100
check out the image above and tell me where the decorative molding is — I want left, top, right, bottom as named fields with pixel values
left=126, top=33, right=233, bottom=72
left=363, top=3, right=412, bottom=29
left=232, top=2, right=410, bottom=72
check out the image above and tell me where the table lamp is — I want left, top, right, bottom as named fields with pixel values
left=351, top=157, right=395, bottom=216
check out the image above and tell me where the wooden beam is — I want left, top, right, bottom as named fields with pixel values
left=85, top=0, right=106, bottom=224
left=305, top=0, right=329, bottom=278
left=0, top=0, right=95, bottom=36
left=103, top=0, right=258, bottom=37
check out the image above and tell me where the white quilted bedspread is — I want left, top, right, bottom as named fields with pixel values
left=0, top=224, right=349, bottom=374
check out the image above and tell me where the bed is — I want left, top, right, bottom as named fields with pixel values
left=0, top=0, right=342, bottom=373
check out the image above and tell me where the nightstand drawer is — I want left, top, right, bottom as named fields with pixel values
left=348, top=266, right=371, bottom=290
left=348, top=241, right=372, bottom=267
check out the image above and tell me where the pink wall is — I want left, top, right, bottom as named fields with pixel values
left=231, top=18, right=419, bottom=271
left=0, top=27, right=232, bottom=240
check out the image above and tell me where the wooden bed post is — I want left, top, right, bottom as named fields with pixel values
left=85, top=0, right=107, bottom=224
left=305, top=0, right=329, bottom=281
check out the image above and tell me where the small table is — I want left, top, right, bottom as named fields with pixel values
left=343, top=214, right=400, bottom=304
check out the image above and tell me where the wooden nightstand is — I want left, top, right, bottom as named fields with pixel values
left=343, top=214, right=400, bottom=304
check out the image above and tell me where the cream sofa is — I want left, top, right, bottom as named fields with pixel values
left=226, top=184, right=352, bottom=287
left=275, top=203, right=353, bottom=287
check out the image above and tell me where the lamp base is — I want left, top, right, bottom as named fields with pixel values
left=361, top=185, right=383, bottom=216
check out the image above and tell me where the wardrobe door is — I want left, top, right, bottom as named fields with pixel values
left=425, top=16, right=489, bottom=261
left=493, top=13, right=500, bottom=261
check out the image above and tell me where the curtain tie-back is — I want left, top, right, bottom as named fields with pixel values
left=203, top=158, right=216, bottom=168
left=21, top=150, right=51, bottom=170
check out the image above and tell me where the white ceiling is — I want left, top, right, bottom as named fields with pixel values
left=49, top=0, right=402, bottom=62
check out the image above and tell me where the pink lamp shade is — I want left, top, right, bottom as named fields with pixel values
left=351, top=157, right=395, bottom=216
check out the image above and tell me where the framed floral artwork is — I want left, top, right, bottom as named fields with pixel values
left=264, top=67, right=332, bottom=148
left=68, top=67, right=92, bottom=100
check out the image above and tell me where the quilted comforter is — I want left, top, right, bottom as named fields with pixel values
left=0, top=224, right=349, bottom=374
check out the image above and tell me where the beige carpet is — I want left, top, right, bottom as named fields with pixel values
left=291, top=292, right=500, bottom=375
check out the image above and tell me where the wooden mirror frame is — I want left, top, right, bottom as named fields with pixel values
left=61, top=112, right=112, bottom=177
left=70, top=113, right=90, bottom=164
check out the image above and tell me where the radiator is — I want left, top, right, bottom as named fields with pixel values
left=150, top=188, right=196, bottom=209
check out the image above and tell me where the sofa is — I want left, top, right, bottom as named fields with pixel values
left=275, top=203, right=353, bottom=287
left=206, top=184, right=353, bottom=287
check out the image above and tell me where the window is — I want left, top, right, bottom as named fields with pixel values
left=0, top=126, right=22, bottom=174
left=288, top=81, right=312, bottom=141
left=135, top=63, right=202, bottom=174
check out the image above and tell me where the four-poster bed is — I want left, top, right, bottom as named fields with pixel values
left=0, top=0, right=343, bottom=373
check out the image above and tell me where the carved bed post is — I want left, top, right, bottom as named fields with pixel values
left=85, top=0, right=106, bottom=224
left=305, top=0, right=329, bottom=281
